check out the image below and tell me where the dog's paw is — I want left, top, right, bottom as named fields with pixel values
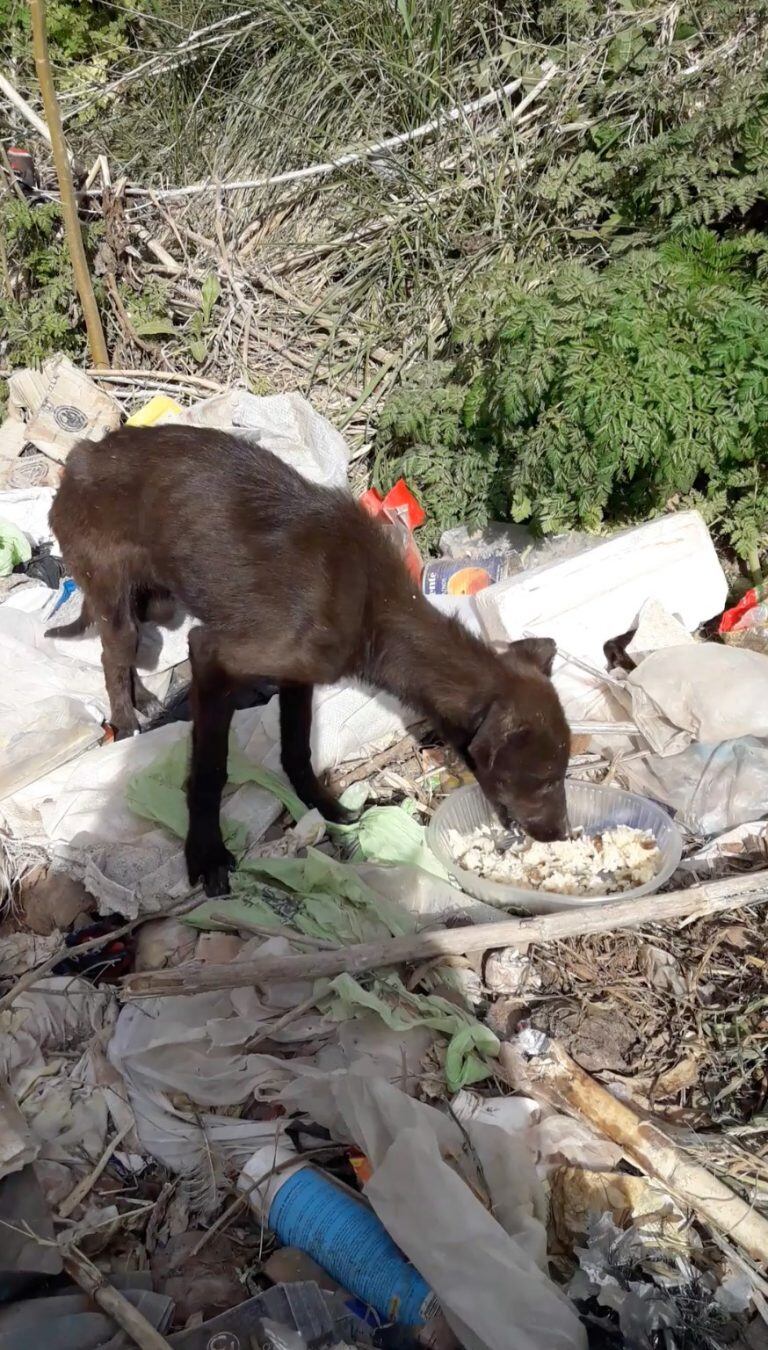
left=185, top=834, right=235, bottom=896
left=318, top=795, right=362, bottom=826
left=112, top=717, right=140, bottom=741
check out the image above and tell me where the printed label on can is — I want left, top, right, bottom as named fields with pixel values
left=422, top=554, right=506, bottom=596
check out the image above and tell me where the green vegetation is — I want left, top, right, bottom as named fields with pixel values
left=0, top=197, right=89, bottom=370
left=0, top=0, right=766, bottom=561
left=375, top=231, right=768, bottom=569
left=0, top=0, right=151, bottom=95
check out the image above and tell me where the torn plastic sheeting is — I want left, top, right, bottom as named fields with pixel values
left=0, top=931, right=61, bottom=979
left=7, top=573, right=192, bottom=683
left=186, top=852, right=496, bottom=1090
left=129, top=733, right=448, bottom=886
left=107, top=990, right=312, bottom=1193
left=166, top=389, right=350, bottom=489
left=334, top=799, right=449, bottom=880
left=125, top=735, right=302, bottom=855
left=353, top=860, right=505, bottom=926
left=286, top=1066, right=586, bottom=1350
left=0, top=978, right=114, bottom=1094
left=0, top=709, right=277, bottom=917
left=188, top=848, right=413, bottom=945
left=618, top=644, right=768, bottom=756
left=0, top=603, right=106, bottom=801
left=0, top=487, right=56, bottom=549
left=622, top=736, right=768, bottom=836
left=0, top=980, right=133, bottom=1173
left=1, top=684, right=413, bottom=904
left=0, top=1085, right=37, bottom=1180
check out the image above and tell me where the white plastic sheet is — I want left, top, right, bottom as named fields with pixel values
left=622, top=736, right=768, bottom=836
left=284, top=1066, right=586, bottom=1350
left=1, top=682, right=415, bottom=915
left=473, top=512, right=727, bottom=724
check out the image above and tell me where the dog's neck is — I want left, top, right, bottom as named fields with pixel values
left=362, top=590, right=505, bottom=737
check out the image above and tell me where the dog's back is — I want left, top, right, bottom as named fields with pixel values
left=51, top=425, right=397, bottom=673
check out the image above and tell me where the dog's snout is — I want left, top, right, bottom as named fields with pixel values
left=524, top=817, right=568, bottom=843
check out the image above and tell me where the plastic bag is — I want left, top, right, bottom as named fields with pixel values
left=168, top=389, right=350, bottom=488
left=622, top=736, right=768, bottom=836
left=285, top=1065, right=586, bottom=1350
left=622, top=644, right=768, bottom=756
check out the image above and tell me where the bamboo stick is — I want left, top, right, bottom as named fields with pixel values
left=121, top=869, right=768, bottom=999
left=0, top=70, right=53, bottom=146
left=27, top=0, right=109, bottom=367
left=62, top=1246, right=173, bottom=1350
left=497, top=1038, right=768, bottom=1266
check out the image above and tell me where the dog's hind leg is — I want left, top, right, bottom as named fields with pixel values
left=93, top=581, right=140, bottom=737
left=45, top=595, right=94, bottom=639
left=185, top=626, right=236, bottom=896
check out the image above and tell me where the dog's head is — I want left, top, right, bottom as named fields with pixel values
left=469, top=637, right=570, bottom=842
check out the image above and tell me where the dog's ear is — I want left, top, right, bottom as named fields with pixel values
left=468, top=705, right=531, bottom=775
left=506, top=636, right=557, bottom=676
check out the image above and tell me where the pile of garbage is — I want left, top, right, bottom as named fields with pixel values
left=1, top=358, right=768, bottom=1350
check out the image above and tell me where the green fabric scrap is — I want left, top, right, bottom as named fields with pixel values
left=326, top=972, right=499, bottom=1091
left=0, top=520, right=31, bottom=578
left=332, top=798, right=449, bottom=880
left=187, top=848, right=412, bottom=947
left=126, top=737, right=305, bottom=851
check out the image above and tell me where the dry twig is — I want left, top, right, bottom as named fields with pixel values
left=122, top=870, right=768, bottom=998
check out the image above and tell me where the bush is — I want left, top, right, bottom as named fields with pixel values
left=0, top=198, right=90, bottom=372
left=375, top=229, right=768, bottom=568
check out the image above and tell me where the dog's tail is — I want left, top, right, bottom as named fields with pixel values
left=45, top=596, right=93, bottom=639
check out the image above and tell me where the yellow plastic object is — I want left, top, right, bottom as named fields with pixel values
left=126, top=395, right=182, bottom=427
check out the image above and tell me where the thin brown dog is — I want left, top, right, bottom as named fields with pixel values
left=48, top=426, right=570, bottom=895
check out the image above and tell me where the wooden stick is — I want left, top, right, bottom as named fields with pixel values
left=86, top=368, right=223, bottom=391
left=0, top=70, right=53, bottom=146
left=58, top=1120, right=133, bottom=1219
left=497, top=1038, right=768, bottom=1266
left=62, top=1245, right=173, bottom=1350
left=121, top=870, right=768, bottom=999
left=27, top=0, right=109, bottom=367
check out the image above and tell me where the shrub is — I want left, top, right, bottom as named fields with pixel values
left=375, top=229, right=768, bottom=569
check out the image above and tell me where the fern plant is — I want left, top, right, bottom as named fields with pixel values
left=375, top=229, right=768, bottom=570
left=0, top=198, right=91, bottom=373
